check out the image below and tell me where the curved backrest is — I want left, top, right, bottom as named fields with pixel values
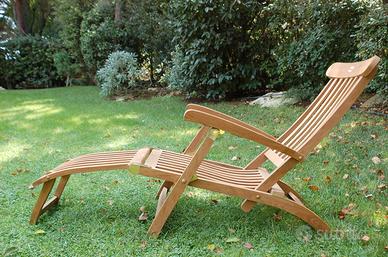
left=271, top=56, right=380, bottom=161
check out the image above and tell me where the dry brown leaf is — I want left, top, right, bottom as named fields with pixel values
left=243, top=242, right=254, bottom=250
left=365, top=194, right=373, bottom=200
left=372, top=156, right=381, bottom=164
left=370, top=134, right=378, bottom=139
left=325, top=176, right=332, bottom=183
left=323, top=160, right=329, bottom=165
left=139, top=206, right=147, bottom=212
left=273, top=212, right=282, bottom=222
left=303, top=177, right=312, bottom=182
left=210, top=199, right=219, bottom=205
left=384, top=245, right=388, bottom=251
left=338, top=203, right=356, bottom=220
left=343, top=174, right=349, bottom=180
left=361, top=235, right=370, bottom=243
left=377, top=184, right=386, bottom=190
left=376, top=169, right=384, bottom=180
left=140, top=240, right=147, bottom=249
left=308, top=185, right=320, bottom=191
left=138, top=212, right=148, bottom=222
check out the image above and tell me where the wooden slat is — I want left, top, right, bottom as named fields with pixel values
left=264, top=150, right=285, bottom=167
left=129, top=148, right=152, bottom=165
left=144, top=149, right=162, bottom=168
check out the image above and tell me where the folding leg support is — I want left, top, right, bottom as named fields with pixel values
left=30, top=175, right=71, bottom=224
left=148, top=128, right=219, bottom=237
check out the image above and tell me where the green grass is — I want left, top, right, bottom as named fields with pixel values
left=0, top=86, right=386, bottom=256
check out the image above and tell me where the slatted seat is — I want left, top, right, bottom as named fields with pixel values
left=30, top=56, right=380, bottom=237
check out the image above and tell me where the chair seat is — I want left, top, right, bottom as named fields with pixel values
left=48, top=149, right=266, bottom=190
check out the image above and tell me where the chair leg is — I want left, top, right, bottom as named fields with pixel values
left=54, top=175, right=70, bottom=199
left=148, top=183, right=185, bottom=237
left=155, top=181, right=173, bottom=199
left=30, top=179, right=56, bottom=224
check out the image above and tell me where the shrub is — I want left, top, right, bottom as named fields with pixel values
left=355, top=2, right=387, bottom=98
left=168, top=0, right=274, bottom=99
left=53, top=51, right=81, bottom=86
left=97, top=51, right=140, bottom=97
left=0, top=36, right=63, bottom=89
left=80, top=2, right=142, bottom=75
left=272, top=0, right=366, bottom=101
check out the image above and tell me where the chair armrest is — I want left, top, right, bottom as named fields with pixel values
left=184, top=104, right=304, bottom=161
left=186, top=104, right=276, bottom=140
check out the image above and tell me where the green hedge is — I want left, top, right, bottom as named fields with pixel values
left=167, top=0, right=274, bottom=99
left=0, top=36, right=63, bottom=89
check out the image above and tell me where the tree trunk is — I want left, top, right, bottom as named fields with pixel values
left=114, top=0, right=122, bottom=22
left=14, top=0, right=29, bottom=34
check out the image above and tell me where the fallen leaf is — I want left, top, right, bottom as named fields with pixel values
left=365, top=194, right=373, bottom=200
left=377, top=184, right=386, bottom=190
left=375, top=169, right=385, bottom=179
left=384, top=245, right=388, bottom=251
left=140, top=240, right=147, bottom=249
left=243, top=242, right=254, bottom=250
left=207, top=244, right=216, bottom=251
left=372, top=156, right=381, bottom=164
left=228, top=228, right=236, bottom=233
left=303, top=177, right=312, bottom=182
left=34, top=229, right=45, bottom=235
left=323, top=160, right=329, bottom=165
left=361, top=235, right=370, bottom=243
left=210, top=199, right=219, bottom=205
left=138, top=212, right=148, bottom=222
left=139, top=206, right=147, bottom=212
left=231, top=156, right=240, bottom=161
left=107, top=199, right=113, bottom=206
left=343, top=174, right=349, bottom=180
left=226, top=237, right=240, bottom=243
left=325, top=176, right=332, bottom=183
left=370, top=134, right=378, bottom=139
left=273, top=212, right=282, bottom=222
left=338, top=203, right=357, bottom=219
left=308, top=185, right=320, bottom=191
left=228, top=146, right=236, bottom=150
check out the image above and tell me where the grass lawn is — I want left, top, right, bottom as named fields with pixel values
left=0, top=86, right=386, bottom=256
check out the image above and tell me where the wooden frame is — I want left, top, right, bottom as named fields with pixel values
left=29, top=56, right=380, bottom=237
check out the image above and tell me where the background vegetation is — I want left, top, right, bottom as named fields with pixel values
left=0, top=0, right=386, bottom=99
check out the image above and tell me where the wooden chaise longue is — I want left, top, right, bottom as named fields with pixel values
left=30, top=56, right=380, bottom=237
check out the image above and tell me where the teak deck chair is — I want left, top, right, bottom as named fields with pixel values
left=30, top=56, right=380, bottom=237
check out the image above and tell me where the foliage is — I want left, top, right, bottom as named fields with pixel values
left=97, top=51, right=140, bottom=96
left=0, top=36, right=63, bottom=89
left=53, top=51, right=80, bottom=86
left=126, top=0, right=173, bottom=83
left=168, top=0, right=273, bottom=99
left=355, top=2, right=387, bottom=98
left=270, top=0, right=367, bottom=100
left=53, top=0, right=93, bottom=79
left=80, top=1, right=142, bottom=75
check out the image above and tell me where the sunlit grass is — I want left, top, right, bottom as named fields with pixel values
left=0, top=86, right=386, bottom=256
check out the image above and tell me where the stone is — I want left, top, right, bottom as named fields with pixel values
left=0, top=87, right=6, bottom=90
left=249, top=91, right=297, bottom=107
left=361, top=94, right=385, bottom=109
left=115, top=96, right=125, bottom=102
left=147, top=87, right=159, bottom=93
